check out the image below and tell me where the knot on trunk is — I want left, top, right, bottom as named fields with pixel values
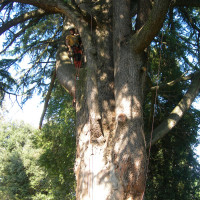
left=117, top=113, right=127, bottom=124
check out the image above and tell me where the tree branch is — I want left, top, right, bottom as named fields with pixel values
left=173, top=0, right=200, bottom=7
left=56, top=46, right=76, bottom=100
left=150, top=72, right=193, bottom=91
left=8, top=0, right=63, bottom=13
left=180, top=8, right=200, bottom=32
left=39, top=69, right=56, bottom=129
left=0, top=0, right=10, bottom=12
left=0, top=8, right=46, bottom=36
left=8, top=0, right=86, bottom=27
left=0, top=17, right=40, bottom=54
left=0, top=86, right=18, bottom=96
left=7, top=0, right=93, bottom=42
left=131, top=0, right=171, bottom=53
left=146, top=71, right=200, bottom=147
left=55, top=17, right=76, bottom=100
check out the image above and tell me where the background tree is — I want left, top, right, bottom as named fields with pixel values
left=36, top=83, right=76, bottom=200
left=0, top=59, right=16, bottom=105
left=0, top=93, right=76, bottom=200
left=0, top=121, right=49, bottom=199
left=1, top=1, right=200, bottom=199
left=143, top=11, right=200, bottom=198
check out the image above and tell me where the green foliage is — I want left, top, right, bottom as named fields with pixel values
left=0, top=59, right=17, bottom=105
left=0, top=3, right=62, bottom=104
left=144, top=8, right=200, bottom=199
left=0, top=2, right=76, bottom=195
left=35, top=83, right=76, bottom=200
left=145, top=110, right=200, bottom=200
left=0, top=121, right=49, bottom=200
left=1, top=152, right=30, bottom=200
left=0, top=93, right=76, bottom=200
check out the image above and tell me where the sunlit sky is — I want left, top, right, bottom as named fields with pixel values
left=3, top=94, right=43, bottom=128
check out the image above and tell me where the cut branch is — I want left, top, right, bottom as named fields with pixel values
left=147, top=71, right=200, bottom=147
left=56, top=59, right=76, bottom=99
left=55, top=24, right=76, bottom=100
left=53, top=19, right=76, bottom=99
left=0, top=9, right=47, bottom=36
left=131, top=0, right=170, bottom=52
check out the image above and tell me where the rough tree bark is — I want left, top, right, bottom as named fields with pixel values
left=2, top=0, right=200, bottom=199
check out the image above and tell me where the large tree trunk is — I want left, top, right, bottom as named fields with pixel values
left=74, top=36, right=147, bottom=199
left=73, top=1, right=147, bottom=199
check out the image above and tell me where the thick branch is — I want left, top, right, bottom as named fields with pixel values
left=147, top=71, right=200, bottom=147
left=56, top=33, right=76, bottom=100
left=8, top=0, right=63, bottom=13
left=0, top=9, right=46, bottom=36
left=173, top=0, right=200, bottom=7
left=8, top=0, right=86, bottom=28
left=7, top=0, right=92, bottom=42
left=56, top=61, right=75, bottom=99
left=131, top=0, right=170, bottom=52
left=135, top=0, right=152, bottom=30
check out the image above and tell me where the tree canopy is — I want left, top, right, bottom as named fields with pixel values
left=1, top=1, right=200, bottom=199
left=0, top=121, right=48, bottom=199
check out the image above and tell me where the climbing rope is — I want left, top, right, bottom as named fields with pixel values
left=71, top=36, right=83, bottom=107
left=88, top=14, right=94, bottom=200
left=141, top=30, right=164, bottom=200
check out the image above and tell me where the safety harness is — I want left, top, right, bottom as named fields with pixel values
left=69, top=45, right=83, bottom=107
left=71, top=45, right=82, bottom=79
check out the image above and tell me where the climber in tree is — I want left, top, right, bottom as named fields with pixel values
left=66, top=27, right=82, bottom=80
